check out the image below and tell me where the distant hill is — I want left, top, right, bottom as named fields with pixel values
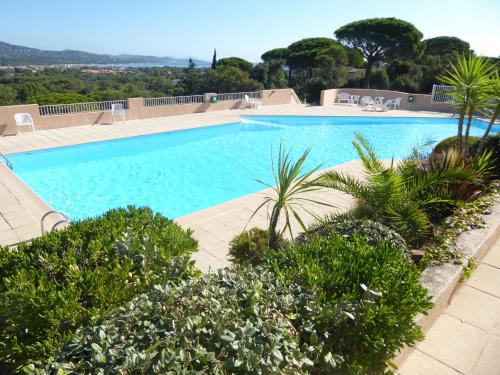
left=0, top=40, right=210, bottom=67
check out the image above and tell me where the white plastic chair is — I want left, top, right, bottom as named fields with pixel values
left=373, top=97, right=384, bottom=105
left=360, top=96, right=372, bottom=106
left=391, top=97, right=402, bottom=109
left=351, top=95, right=360, bottom=105
left=244, top=95, right=262, bottom=109
left=374, top=100, right=393, bottom=112
left=111, top=103, right=126, bottom=123
left=361, top=96, right=374, bottom=110
left=337, top=93, right=351, bottom=104
left=14, top=113, right=36, bottom=135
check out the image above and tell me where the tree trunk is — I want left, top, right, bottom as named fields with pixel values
left=363, top=59, right=374, bottom=89
left=463, top=111, right=474, bottom=160
left=268, top=205, right=281, bottom=250
left=456, top=108, right=465, bottom=157
left=477, top=102, right=500, bottom=155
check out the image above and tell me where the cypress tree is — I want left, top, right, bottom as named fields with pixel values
left=211, top=49, right=217, bottom=69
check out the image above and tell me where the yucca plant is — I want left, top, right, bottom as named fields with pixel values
left=315, top=134, right=491, bottom=245
left=439, top=54, right=496, bottom=159
left=249, top=144, right=330, bottom=250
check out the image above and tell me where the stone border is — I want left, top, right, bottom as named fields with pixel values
left=393, top=199, right=500, bottom=366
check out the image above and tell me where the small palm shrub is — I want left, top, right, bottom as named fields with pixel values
left=317, top=133, right=493, bottom=245
left=32, top=268, right=359, bottom=374
left=0, top=206, right=198, bottom=372
left=228, top=227, right=270, bottom=266
left=303, top=217, right=409, bottom=253
left=264, top=234, right=432, bottom=374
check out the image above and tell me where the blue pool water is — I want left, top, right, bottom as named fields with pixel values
left=7, top=116, right=497, bottom=220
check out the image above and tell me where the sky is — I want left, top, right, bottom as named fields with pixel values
left=1, top=0, right=499, bottom=62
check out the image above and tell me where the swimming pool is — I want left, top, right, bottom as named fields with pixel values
left=8, top=116, right=497, bottom=220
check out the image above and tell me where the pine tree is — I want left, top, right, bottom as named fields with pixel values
left=211, top=49, right=217, bottom=69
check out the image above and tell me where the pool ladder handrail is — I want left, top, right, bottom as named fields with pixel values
left=0, top=151, right=13, bottom=170
left=41, top=210, right=71, bottom=234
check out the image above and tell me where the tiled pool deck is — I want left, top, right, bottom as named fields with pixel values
left=399, top=237, right=500, bottom=375
left=0, top=104, right=450, bottom=268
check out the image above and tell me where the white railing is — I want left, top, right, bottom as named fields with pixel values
left=143, top=95, right=204, bottom=107
left=39, top=100, right=128, bottom=116
left=217, top=91, right=262, bottom=102
left=431, top=84, right=456, bottom=104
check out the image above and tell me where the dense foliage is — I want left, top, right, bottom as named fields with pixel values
left=31, top=268, right=359, bottom=374
left=304, top=217, right=409, bottom=253
left=334, top=17, right=423, bottom=88
left=265, top=234, right=432, bottom=374
left=2, top=17, right=496, bottom=105
left=0, top=206, right=198, bottom=372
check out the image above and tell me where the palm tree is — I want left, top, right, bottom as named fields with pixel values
left=249, top=144, right=330, bottom=249
left=439, top=54, right=495, bottom=159
left=478, top=71, right=500, bottom=155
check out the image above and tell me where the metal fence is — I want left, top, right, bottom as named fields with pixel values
left=37, top=91, right=264, bottom=115
left=39, top=100, right=128, bottom=116
left=217, top=91, right=262, bottom=102
left=144, top=95, right=204, bottom=107
left=431, top=84, right=456, bottom=104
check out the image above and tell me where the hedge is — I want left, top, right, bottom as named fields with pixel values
left=0, top=206, right=198, bottom=372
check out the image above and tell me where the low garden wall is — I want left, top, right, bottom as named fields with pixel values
left=320, top=88, right=453, bottom=112
left=0, top=89, right=301, bottom=136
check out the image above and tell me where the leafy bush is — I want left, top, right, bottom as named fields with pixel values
left=304, top=217, right=409, bottom=253
left=264, top=234, right=432, bottom=374
left=0, top=206, right=198, bottom=372
left=32, top=268, right=359, bottom=374
left=228, top=227, right=269, bottom=266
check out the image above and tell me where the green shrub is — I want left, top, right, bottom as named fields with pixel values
left=264, top=234, right=432, bottom=374
left=0, top=206, right=198, bottom=372
left=304, top=217, right=409, bottom=253
left=228, top=227, right=269, bottom=266
left=432, top=134, right=500, bottom=176
left=32, top=268, right=358, bottom=374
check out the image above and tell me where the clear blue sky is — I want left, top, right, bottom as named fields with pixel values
left=2, top=0, right=499, bottom=62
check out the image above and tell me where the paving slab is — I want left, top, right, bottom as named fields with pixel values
left=467, top=263, right=500, bottom=298
left=445, top=285, right=500, bottom=331
left=415, top=314, right=487, bottom=374
left=398, top=349, right=461, bottom=375
left=473, top=335, right=500, bottom=375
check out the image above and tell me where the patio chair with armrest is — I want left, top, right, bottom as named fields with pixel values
left=337, top=93, right=351, bottom=104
